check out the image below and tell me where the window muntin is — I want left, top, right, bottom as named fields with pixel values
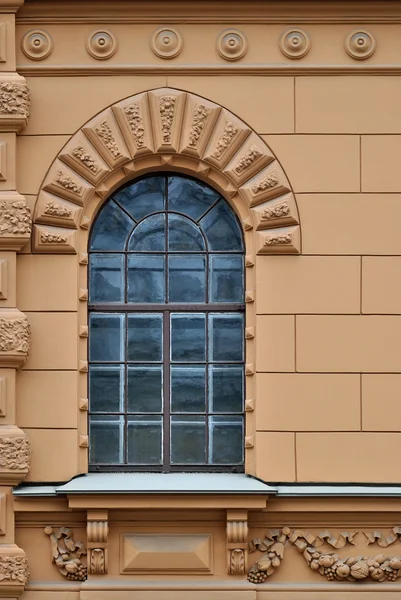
left=88, top=174, right=245, bottom=472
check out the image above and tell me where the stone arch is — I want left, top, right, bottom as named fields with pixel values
left=32, top=87, right=300, bottom=255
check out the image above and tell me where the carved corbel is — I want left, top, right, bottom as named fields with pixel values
left=87, top=510, right=108, bottom=574
left=227, top=509, right=248, bottom=575
left=0, top=543, right=29, bottom=598
left=0, top=425, right=29, bottom=485
left=0, top=193, right=31, bottom=252
left=0, top=309, right=30, bottom=368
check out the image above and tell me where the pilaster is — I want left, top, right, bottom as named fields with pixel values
left=0, top=0, right=30, bottom=596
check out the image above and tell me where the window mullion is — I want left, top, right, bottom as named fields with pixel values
left=163, top=309, right=171, bottom=471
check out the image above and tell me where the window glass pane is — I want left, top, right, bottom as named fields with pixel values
left=89, top=314, right=124, bottom=362
left=168, top=176, right=219, bottom=220
left=127, top=416, right=162, bottom=464
left=168, top=214, right=205, bottom=251
left=171, top=416, right=206, bottom=464
left=89, top=415, right=124, bottom=464
left=127, top=255, right=165, bottom=303
left=90, top=200, right=134, bottom=251
left=199, top=200, right=243, bottom=251
left=171, top=314, right=206, bottom=361
left=209, top=314, right=244, bottom=362
left=89, top=365, right=124, bottom=412
left=209, top=416, right=243, bottom=464
left=128, top=214, right=165, bottom=251
left=113, top=176, right=165, bottom=221
left=127, top=314, right=163, bottom=361
left=128, top=365, right=163, bottom=412
left=209, top=365, right=243, bottom=413
left=168, top=255, right=205, bottom=302
left=89, top=254, right=124, bottom=303
left=209, top=255, right=243, bottom=303
left=171, top=366, right=206, bottom=413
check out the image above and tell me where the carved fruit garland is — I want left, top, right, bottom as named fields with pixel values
left=248, top=528, right=401, bottom=584
left=44, top=527, right=87, bottom=581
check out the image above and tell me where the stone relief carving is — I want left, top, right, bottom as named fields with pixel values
left=90, top=549, right=105, bottom=574
left=44, top=527, right=87, bottom=581
left=44, top=200, right=73, bottom=218
left=217, top=29, right=248, bottom=61
left=0, top=554, right=29, bottom=585
left=95, top=120, right=121, bottom=158
left=87, top=515, right=108, bottom=575
left=212, top=121, right=239, bottom=159
left=248, top=528, right=401, bottom=584
left=123, top=103, right=145, bottom=148
left=261, top=202, right=290, bottom=220
left=227, top=513, right=248, bottom=576
left=345, top=30, right=376, bottom=60
left=40, top=231, right=68, bottom=244
left=0, top=436, right=30, bottom=471
left=0, top=318, right=30, bottom=354
left=86, top=30, right=117, bottom=60
left=0, top=200, right=31, bottom=235
left=0, top=81, right=30, bottom=119
left=280, top=28, right=311, bottom=59
left=234, top=146, right=263, bottom=175
left=159, top=96, right=176, bottom=144
left=151, top=27, right=183, bottom=59
left=72, top=146, right=100, bottom=174
left=263, top=233, right=292, bottom=246
left=21, top=30, right=53, bottom=61
left=189, top=104, right=211, bottom=148
left=56, top=170, right=83, bottom=196
left=252, top=172, right=279, bottom=195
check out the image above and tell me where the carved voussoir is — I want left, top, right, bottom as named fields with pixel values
left=180, top=95, right=221, bottom=158
left=112, top=92, right=154, bottom=158
left=253, top=193, right=299, bottom=230
left=33, top=225, right=77, bottom=254
left=241, top=161, right=292, bottom=208
left=0, top=75, right=30, bottom=133
left=43, top=160, right=93, bottom=206
left=148, top=88, right=186, bottom=153
left=224, top=133, right=274, bottom=186
left=204, top=110, right=250, bottom=169
left=83, top=109, right=130, bottom=168
left=0, top=193, right=31, bottom=251
left=0, top=544, right=29, bottom=595
left=0, top=310, right=30, bottom=368
left=257, top=226, right=301, bottom=255
left=34, top=191, right=82, bottom=229
left=0, top=427, right=30, bottom=484
left=59, top=133, right=110, bottom=185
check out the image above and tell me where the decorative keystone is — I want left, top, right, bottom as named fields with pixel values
left=0, top=309, right=30, bottom=368
left=0, top=426, right=30, bottom=485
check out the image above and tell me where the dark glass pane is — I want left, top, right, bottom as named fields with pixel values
left=128, top=365, right=163, bottom=412
left=89, top=415, right=123, bottom=464
left=89, top=254, right=124, bottom=303
left=199, top=200, right=243, bottom=251
left=209, top=314, right=244, bottom=362
left=171, top=314, right=206, bottom=361
left=89, top=314, right=124, bottom=362
left=89, top=365, right=124, bottom=412
left=127, top=416, right=162, bottom=464
left=113, top=176, right=165, bottom=221
left=90, top=200, right=134, bottom=251
left=168, top=176, right=219, bottom=221
left=128, top=214, right=166, bottom=251
left=127, top=255, right=165, bottom=303
left=171, top=366, right=206, bottom=413
left=209, top=255, right=243, bottom=303
left=168, top=214, right=205, bottom=251
left=168, top=255, right=205, bottom=302
left=171, top=416, right=205, bottom=464
left=209, top=365, right=243, bottom=413
left=209, top=416, right=243, bottom=464
left=127, top=314, right=162, bottom=361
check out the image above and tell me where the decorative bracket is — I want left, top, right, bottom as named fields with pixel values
left=87, top=509, right=108, bottom=574
left=226, top=509, right=248, bottom=575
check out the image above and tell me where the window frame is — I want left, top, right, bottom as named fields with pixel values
left=88, top=173, right=246, bottom=473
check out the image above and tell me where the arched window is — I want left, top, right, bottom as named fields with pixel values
left=88, top=174, right=245, bottom=472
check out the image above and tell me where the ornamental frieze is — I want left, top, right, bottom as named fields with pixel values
left=248, top=527, right=401, bottom=584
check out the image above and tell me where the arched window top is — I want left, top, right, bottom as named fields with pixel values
left=90, top=174, right=243, bottom=253
left=88, top=174, right=245, bottom=472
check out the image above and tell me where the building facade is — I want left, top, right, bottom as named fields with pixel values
left=0, top=0, right=400, bottom=598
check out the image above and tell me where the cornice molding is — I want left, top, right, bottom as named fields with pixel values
left=17, top=1, right=401, bottom=25
left=17, top=63, right=401, bottom=77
